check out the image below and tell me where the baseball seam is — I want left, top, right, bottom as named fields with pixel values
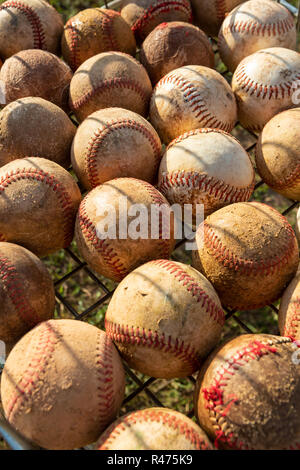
left=96, top=332, right=115, bottom=426
left=220, top=17, right=295, bottom=39
left=6, top=322, right=58, bottom=422
left=78, top=196, right=128, bottom=281
left=234, top=64, right=300, bottom=100
left=134, top=179, right=172, bottom=260
left=202, top=337, right=291, bottom=449
left=215, top=0, right=227, bottom=23
left=152, top=259, right=225, bottom=325
left=98, top=409, right=210, bottom=450
left=155, top=72, right=235, bottom=132
left=159, top=170, right=255, bottom=205
left=283, top=297, right=300, bottom=339
left=0, top=1, right=46, bottom=49
left=70, top=77, right=149, bottom=112
left=85, top=119, right=161, bottom=188
left=64, top=19, right=81, bottom=71
left=203, top=204, right=297, bottom=276
left=98, top=8, right=120, bottom=51
left=0, top=168, right=76, bottom=248
left=0, top=255, right=40, bottom=327
left=105, top=319, right=200, bottom=367
left=131, top=0, right=192, bottom=37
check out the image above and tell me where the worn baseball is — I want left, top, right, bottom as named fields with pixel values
left=0, top=242, right=55, bottom=346
left=232, top=47, right=300, bottom=132
left=192, top=202, right=299, bottom=311
left=61, top=8, right=136, bottom=72
left=97, top=408, right=214, bottom=450
left=256, top=108, right=300, bottom=201
left=278, top=271, right=300, bottom=341
left=71, top=108, right=162, bottom=191
left=0, top=157, right=81, bottom=257
left=150, top=65, right=237, bottom=144
left=105, top=259, right=224, bottom=378
left=140, top=21, right=214, bottom=84
left=194, top=334, right=300, bottom=449
left=218, top=0, right=296, bottom=73
left=297, top=207, right=300, bottom=244
left=1, top=319, right=125, bottom=450
left=0, top=97, right=76, bottom=169
left=69, top=51, right=152, bottom=122
left=75, top=178, right=175, bottom=282
left=191, top=0, right=244, bottom=37
left=0, top=49, right=73, bottom=111
left=0, top=0, right=64, bottom=59
left=158, top=128, right=255, bottom=218
left=121, top=0, right=192, bottom=43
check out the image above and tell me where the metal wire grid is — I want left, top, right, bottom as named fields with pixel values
left=0, top=0, right=300, bottom=450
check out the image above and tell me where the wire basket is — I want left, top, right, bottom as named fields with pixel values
left=0, top=0, right=299, bottom=450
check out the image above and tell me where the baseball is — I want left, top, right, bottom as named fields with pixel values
left=150, top=65, right=237, bottom=144
left=278, top=271, right=300, bottom=341
left=1, top=319, right=125, bottom=450
left=121, top=0, right=192, bottom=43
left=256, top=108, right=300, bottom=201
left=75, top=178, right=175, bottom=282
left=139, top=21, right=214, bottom=84
left=0, top=242, right=55, bottom=346
left=69, top=51, right=152, bottom=122
left=61, top=8, right=136, bottom=71
left=192, top=202, right=299, bottom=311
left=218, top=0, right=297, bottom=73
left=71, top=108, right=162, bottom=191
left=194, top=334, right=300, bottom=449
left=0, top=97, right=76, bottom=169
left=297, top=207, right=300, bottom=244
left=0, top=0, right=64, bottom=59
left=0, top=157, right=81, bottom=257
left=191, top=0, right=244, bottom=37
left=97, top=408, right=214, bottom=450
left=158, top=128, right=255, bottom=218
left=105, top=259, right=224, bottom=379
left=232, top=47, right=300, bottom=132
left=0, top=49, right=73, bottom=111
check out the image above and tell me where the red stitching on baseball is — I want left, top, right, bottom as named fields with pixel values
left=203, top=203, right=297, bottom=277
left=6, top=322, right=58, bottom=421
left=98, top=409, right=210, bottom=450
left=70, top=77, right=149, bottom=112
left=155, top=72, right=235, bottom=132
left=96, top=332, right=115, bottom=426
left=132, top=179, right=172, bottom=260
left=105, top=320, right=200, bottom=368
left=283, top=297, right=300, bottom=340
left=202, top=337, right=290, bottom=449
left=0, top=168, right=76, bottom=248
left=220, top=16, right=295, bottom=39
left=159, top=170, right=255, bottom=205
left=0, top=255, right=40, bottom=327
left=215, top=0, right=227, bottom=23
left=64, top=19, right=81, bottom=71
left=98, top=8, right=120, bottom=51
left=78, top=196, right=128, bottom=281
left=0, top=1, right=46, bottom=49
left=85, top=119, right=161, bottom=188
left=151, top=259, right=225, bottom=325
left=131, top=0, right=192, bottom=35
left=234, top=63, right=300, bottom=100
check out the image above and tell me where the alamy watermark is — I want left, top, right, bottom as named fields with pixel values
left=93, top=195, right=204, bottom=250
